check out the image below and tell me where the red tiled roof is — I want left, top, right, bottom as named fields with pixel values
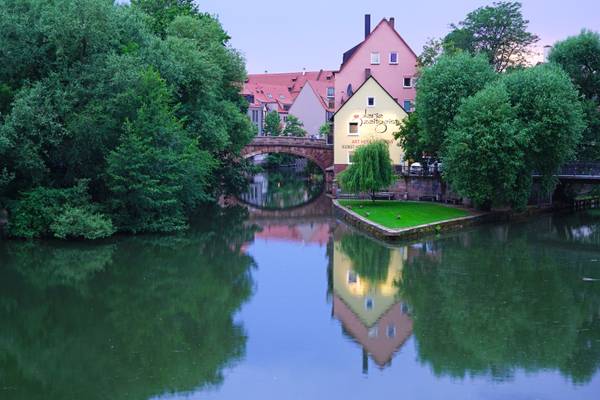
left=244, top=70, right=335, bottom=112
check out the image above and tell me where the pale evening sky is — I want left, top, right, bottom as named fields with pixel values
left=197, top=0, right=600, bottom=74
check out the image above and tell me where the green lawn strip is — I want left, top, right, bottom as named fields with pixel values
left=338, top=200, right=471, bottom=229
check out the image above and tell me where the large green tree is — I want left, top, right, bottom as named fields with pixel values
left=416, top=52, right=496, bottom=157
left=444, top=1, right=539, bottom=72
left=0, top=0, right=253, bottom=237
left=444, top=64, right=584, bottom=209
left=549, top=30, right=600, bottom=160
left=338, top=140, right=395, bottom=200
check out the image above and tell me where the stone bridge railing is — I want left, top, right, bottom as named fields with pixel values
left=248, top=136, right=332, bottom=148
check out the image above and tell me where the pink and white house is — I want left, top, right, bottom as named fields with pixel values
left=334, top=15, right=418, bottom=113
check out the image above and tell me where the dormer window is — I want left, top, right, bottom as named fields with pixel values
left=370, top=52, right=380, bottom=65
left=389, top=52, right=398, bottom=64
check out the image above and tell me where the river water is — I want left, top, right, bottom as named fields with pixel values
left=1, top=202, right=600, bottom=399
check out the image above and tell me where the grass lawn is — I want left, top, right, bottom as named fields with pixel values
left=338, top=200, right=471, bottom=229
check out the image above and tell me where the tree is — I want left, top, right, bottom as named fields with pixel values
left=318, top=122, right=332, bottom=138
left=394, top=111, right=426, bottom=162
left=338, top=140, right=394, bottom=200
left=444, top=64, right=585, bottom=210
left=264, top=110, right=282, bottom=136
left=283, top=114, right=306, bottom=137
left=502, top=64, right=585, bottom=192
left=444, top=83, right=528, bottom=210
left=549, top=30, right=600, bottom=161
left=549, top=30, right=600, bottom=101
left=418, top=38, right=445, bottom=67
left=444, top=1, right=539, bottom=72
left=416, top=52, right=496, bottom=157
left=131, top=0, right=200, bottom=37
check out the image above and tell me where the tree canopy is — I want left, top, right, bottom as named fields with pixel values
left=264, top=110, right=282, bottom=136
left=0, top=0, right=254, bottom=237
left=443, top=64, right=585, bottom=209
left=416, top=52, right=496, bottom=158
left=283, top=114, right=306, bottom=137
left=444, top=1, right=539, bottom=72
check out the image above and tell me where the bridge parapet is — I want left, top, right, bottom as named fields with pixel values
left=249, top=136, right=332, bottom=149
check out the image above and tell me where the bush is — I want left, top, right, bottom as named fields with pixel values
left=50, top=207, right=116, bottom=240
left=7, top=180, right=114, bottom=239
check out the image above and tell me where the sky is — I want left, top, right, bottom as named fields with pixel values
left=197, top=0, right=600, bottom=73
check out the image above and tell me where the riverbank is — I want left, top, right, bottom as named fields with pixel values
left=333, top=199, right=558, bottom=242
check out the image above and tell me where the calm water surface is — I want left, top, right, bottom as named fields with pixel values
left=1, top=204, right=600, bottom=399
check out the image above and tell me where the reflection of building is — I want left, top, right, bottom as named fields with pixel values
left=240, top=173, right=268, bottom=205
left=331, top=237, right=413, bottom=371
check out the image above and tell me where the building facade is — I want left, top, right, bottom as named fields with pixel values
left=334, top=15, right=418, bottom=113
left=333, top=76, right=407, bottom=173
left=288, top=81, right=335, bottom=137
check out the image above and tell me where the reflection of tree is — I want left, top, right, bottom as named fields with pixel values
left=399, top=219, right=600, bottom=384
left=0, top=207, right=256, bottom=400
left=339, top=233, right=391, bottom=283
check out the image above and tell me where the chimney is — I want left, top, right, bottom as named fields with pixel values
left=302, top=67, right=306, bottom=76
left=389, top=17, right=395, bottom=29
left=365, top=68, right=371, bottom=80
left=364, top=14, right=371, bottom=39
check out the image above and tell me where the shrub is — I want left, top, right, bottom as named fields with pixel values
left=50, top=207, right=116, bottom=240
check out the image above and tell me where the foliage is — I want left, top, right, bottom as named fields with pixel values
left=131, top=0, right=200, bottom=37
left=549, top=30, right=600, bottom=161
left=337, top=141, right=394, bottom=200
left=416, top=53, right=496, bottom=157
left=264, top=110, right=282, bottom=136
left=0, top=206, right=256, bottom=399
left=106, top=68, right=213, bottom=233
left=283, top=114, right=306, bottom=137
left=577, top=99, right=600, bottom=160
left=339, top=200, right=469, bottom=229
left=318, top=122, right=332, bottom=138
left=398, top=217, right=600, bottom=383
left=0, top=0, right=253, bottom=238
left=501, top=64, right=585, bottom=192
left=418, top=38, right=445, bottom=67
left=394, top=111, right=426, bottom=162
left=444, top=64, right=585, bottom=209
left=444, top=1, right=539, bottom=72
left=549, top=30, right=600, bottom=101
left=444, top=83, right=527, bottom=209
left=7, top=180, right=114, bottom=239
left=339, top=233, right=391, bottom=283
left=50, top=206, right=116, bottom=240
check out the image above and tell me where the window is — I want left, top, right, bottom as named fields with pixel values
left=327, top=87, right=335, bottom=98
left=370, top=52, right=380, bottom=65
left=347, top=271, right=358, bottom=284
left=348, top=122, right=359, bottom=135
left=283, top=115, right=288, bottom=122
left=365, top=297, right=374, bottom=310
left=367, top=97, right=375, bottom=107
left=251, top=109, right=259, bottom=123
left=386, top=324, right=397, bottom=338
left=368, top=327, right=379, bottom=338
left=403, top=100, right=412, bottom=112
left=348, top=151, right=355, bottom=164
left=403, top=77, right=412, bottom=88
left=389, top=52, right=398, bottom=64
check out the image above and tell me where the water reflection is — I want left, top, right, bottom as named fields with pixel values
left=331, top=229, right=413, bottom=372
left=0, top=207, right=257, bottom=400
left=240, top=156, right=324, bottom=209
left=397, top=210, right=600, bottom=384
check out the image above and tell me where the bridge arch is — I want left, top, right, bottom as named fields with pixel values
left=241, top=137, right=334, bottom=172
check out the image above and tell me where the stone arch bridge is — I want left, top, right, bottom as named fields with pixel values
left=241, top=136, right=333, bottom=171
